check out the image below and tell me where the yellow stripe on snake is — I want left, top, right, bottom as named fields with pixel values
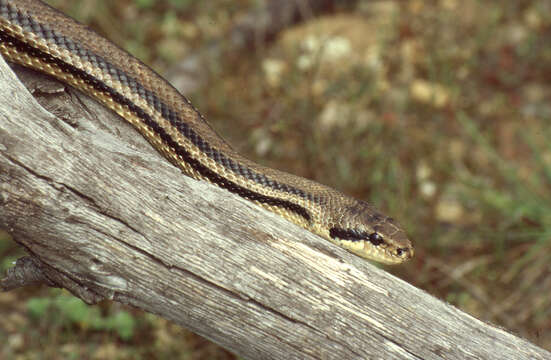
left=0, top=0, right=413, bottom=264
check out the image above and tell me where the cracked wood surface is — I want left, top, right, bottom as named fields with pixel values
left=0, top=57, right=549, bottom=360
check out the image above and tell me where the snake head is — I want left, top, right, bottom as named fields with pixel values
left=327, top=201, right=414, bottom=264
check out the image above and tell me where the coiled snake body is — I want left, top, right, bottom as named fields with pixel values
left=0, top=0, right=413, bottom=264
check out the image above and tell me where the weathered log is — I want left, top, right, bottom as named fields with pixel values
left=0, top=57, right=549, bottom=360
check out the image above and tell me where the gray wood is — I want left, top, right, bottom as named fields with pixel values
left=0, top=56, right=548, bottom=360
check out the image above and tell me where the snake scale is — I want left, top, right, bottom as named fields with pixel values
left=0, top=0, right=413, bottom=264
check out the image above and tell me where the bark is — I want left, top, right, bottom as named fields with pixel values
left=0, top=58, right=549, bottom=360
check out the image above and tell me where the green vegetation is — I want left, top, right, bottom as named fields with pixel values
left=27, top=293, right=136, bottom=340
left=1, top=0, right=550, bottom=358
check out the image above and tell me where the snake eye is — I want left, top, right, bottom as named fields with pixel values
left=368, top=232, right=384, bottom=246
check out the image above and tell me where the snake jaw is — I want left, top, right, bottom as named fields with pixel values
left=326, top=228, right=413, bottom=264
left=357, top=237, right=413, bottom=264
left=366, top=234, right=414, bottom=265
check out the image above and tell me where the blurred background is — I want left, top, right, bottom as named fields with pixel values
left=1, top=0, right=550, bottom=358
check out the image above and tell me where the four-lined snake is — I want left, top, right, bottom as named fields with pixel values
left=0, top=0, right=413, bottom=264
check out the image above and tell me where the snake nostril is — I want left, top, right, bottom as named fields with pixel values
left=396, top=247, right=412, bottom=258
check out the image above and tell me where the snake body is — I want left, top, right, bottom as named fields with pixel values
left=0, top=0, right=413, bottom=264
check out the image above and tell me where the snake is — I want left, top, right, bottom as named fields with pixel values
left=0, top=0, right=413, bottom=264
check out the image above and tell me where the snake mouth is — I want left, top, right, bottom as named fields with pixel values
left=356, top=239, right=414, bottom=264
left=328, top=234, right=413, bottom=264
left=370, top=248, right=413, bottom=264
